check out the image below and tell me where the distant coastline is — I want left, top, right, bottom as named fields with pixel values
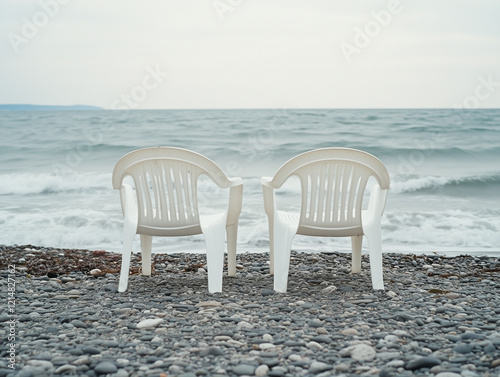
left=0, top=104, right=103, bottom=111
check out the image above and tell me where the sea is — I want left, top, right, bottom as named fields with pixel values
left=1, top=109, right=499, bottom=257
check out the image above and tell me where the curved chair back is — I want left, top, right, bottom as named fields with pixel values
left=112, top=147, right=233, bottom=236
left=269, top=148, right=390, bottom=236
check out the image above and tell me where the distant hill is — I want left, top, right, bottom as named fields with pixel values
left=0, top=104, right=104, bottom=111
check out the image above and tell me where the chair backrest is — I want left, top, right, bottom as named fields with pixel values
left=269, top=148, right=390, bottom=236
left=112, top=147, right=232, bottom=235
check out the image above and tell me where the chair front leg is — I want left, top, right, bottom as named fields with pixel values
left=273, top=218, right=295, bottom=293
left=118, top=228, right=135, bottom=293
left=204, top=221, right=226, bottom=293
left=364, top=225, right=384, bottom=290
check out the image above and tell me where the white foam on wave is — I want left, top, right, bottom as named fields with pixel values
left=391, top=172, right=500, bottom=194
left=383, top=209, right=500, bottom=250
left=391, top=175, right=452, bottom=194
left=1, top=171, right=498, bottom=257
left=0, top=207, right=123, bottom=251
left=0, top=172, right=111, bottom=195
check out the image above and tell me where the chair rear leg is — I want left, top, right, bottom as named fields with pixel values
left=269, top=223, right=275, bottom=276
left=226, top=224, right=237, bottom=277
left=140, top=235, right=152, bottom=276
left=351, top=235, right=362, bottom=273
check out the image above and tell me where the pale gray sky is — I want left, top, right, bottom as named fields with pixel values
left=1, top=0, right=499, bottom=109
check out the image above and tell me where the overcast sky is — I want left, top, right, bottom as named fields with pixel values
left=1, top=1, right=499, bottom=109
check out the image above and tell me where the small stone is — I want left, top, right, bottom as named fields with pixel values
left=71, top=356, right=91, bottom=365
left=115, top=369, right=129, bottom=377
left=341, top=328, right=359, bottom=336
left=259, top=343, right=275, bottom=350
left=70, top=320, right=87, bottom=329
left=261, top=289, right=275, bottom=296
left=288, top=354, right=302, bottom=361
left=335, top=363, right=350, bottom=372
left=55, top=364, right=77, bottom=374
left=94, top=361, right=117, bottom=375
left=82, top=346, right=100, bottom=355
left=199, top=347, right=224, bottom=356
left=116, top=359, right=129, bottom=367
left=103, top=283, right=117, bottom=292
left=308, top=319, right=323, bottom=328
left=446, top=292, right=460, bottom=299
left=26, top=360, right=53, bottom=370
left=405, top=356, right=441, bottom=370
left=309, top=361, right=333, bottom=374
left=309, top=335, right=331, bottom=344
left=491, top=359, right=500, bottom=368
left=435, top=373, right=462, bottom=377
left=196, top=301, right=221, bottom=308
left=237, top=320, right=253, bottom=329
left=340, top=344, right=376, bottom=361
left=384, top=335, right=399, bottom=343
left=255, top=364, right=269, bottom=376
left=453, top=343, right=473, bottom=354
left=306, top=341, right=324, bottom=350
left=137, top=318, right=163, bottom=329
left=169, top=365, right=183, bottom=374
left=66, top=289, right=82, bottom=296
left=233, top=364, right=256, bottom=375
left=321, top=285, right=337, bottom=294
left=263, top=333, right=273, bottom=342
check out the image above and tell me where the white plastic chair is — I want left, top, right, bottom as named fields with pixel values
left=112, top=147, right=243, bottom=293
left=261, top=148, right=390, bottom=292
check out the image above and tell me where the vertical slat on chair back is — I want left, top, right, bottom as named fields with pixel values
left=131, top=159, right=200, bottom=228
left=298, top=161, right=370, bottom=228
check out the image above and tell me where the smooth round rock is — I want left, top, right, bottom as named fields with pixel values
left=405, top=356, right=441, bottom=370
left=94, top=361, right=118, bottom=375
left=233, top=364, right=256, bottom=375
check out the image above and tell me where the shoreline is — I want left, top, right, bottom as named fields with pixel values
left=1, top=245, right=499, bottom=376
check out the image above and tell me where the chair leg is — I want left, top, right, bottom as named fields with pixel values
left=365, top=227, right=384, bottom=290
left=351, top=235, right=363, bottom=273
left=204, top=223, right=226, bottom=293
left=269, top=222, right=275, bottom=276
left=226, top=224, right=237, bottom=277
left=140, top=235, right=152, bottom=276
left=118, top=229, right=135, bottom=293
left=273, top=219, right=295, bottom=293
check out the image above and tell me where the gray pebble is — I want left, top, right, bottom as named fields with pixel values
left=94, top=361, right=118, bottom=375
left=405, top=356, right=441, bottom=370
left=233, top=364, right=256, bottom=375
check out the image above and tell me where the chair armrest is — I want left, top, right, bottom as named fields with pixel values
left=261, top=177, right=276, bottom=218
left=226, top=177, right=243, bottom=226
left=227, top=177, right=244, bottom=187
left=365, top=185, right=388, bottom=222
left=120, top=183, right=138, bottom=222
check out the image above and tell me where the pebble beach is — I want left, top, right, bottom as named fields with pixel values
left=1, top=245, right=499, bottom=377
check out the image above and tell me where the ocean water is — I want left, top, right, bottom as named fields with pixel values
left=0, top=109, right=499, bottom=256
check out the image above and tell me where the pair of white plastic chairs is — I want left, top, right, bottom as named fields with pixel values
left=112, top=147, right=390, bottom=294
